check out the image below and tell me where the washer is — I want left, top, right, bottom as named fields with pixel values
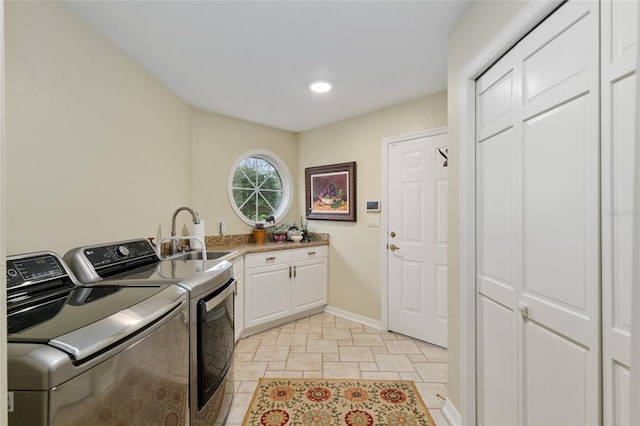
left=7, top=251, right=189, bottom=425
left=64, top=239, right=235, bottom=425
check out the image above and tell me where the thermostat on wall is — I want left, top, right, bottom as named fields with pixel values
left=366, top=201, right=381, bottom=212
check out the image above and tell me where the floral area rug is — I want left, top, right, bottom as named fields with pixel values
left=242, top=378, right=436, bottom=426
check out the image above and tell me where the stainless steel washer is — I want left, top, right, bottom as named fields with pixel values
left=7, top=251, right=189, bottom=426
left=64, top=239, right=235, bottom=426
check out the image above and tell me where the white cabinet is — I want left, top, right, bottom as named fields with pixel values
left=232, top=256, right=245, bottom=341
left=244, top=246, right=327, bottom=331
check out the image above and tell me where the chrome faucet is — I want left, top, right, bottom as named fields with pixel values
left=171, top=206, right=200, bottom=255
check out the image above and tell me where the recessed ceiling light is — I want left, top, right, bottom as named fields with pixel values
left=308, top=81, right=332, bottom=93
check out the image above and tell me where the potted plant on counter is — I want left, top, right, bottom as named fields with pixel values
left=268, top=223, right=290, bottom=242
left=252, top=222, right=267, bottom=244
left=252, top=216, right=275, bottom=244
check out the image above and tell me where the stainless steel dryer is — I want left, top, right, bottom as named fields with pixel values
left=7, top=251, right=189, bottom=425
left=64, top=239, right=235, bottom=426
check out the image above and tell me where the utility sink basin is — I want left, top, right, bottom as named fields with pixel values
left=172, top=250, right=232, bottom=261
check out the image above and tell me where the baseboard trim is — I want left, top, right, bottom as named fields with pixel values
left=324, top=305, right=383, bottom=330
left=442, top=398, right=461, bottom=426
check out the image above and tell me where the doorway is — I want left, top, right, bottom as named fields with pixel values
left=382, top=128, right=448, bottom=348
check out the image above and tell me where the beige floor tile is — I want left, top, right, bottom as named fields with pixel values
left=235, top=339, right=261, bottom=353
left=420, top=344, right=448, bottom=362
left=414, top=362, right=447, bottom=383
left=251, top=328, right=280, bottom=340
left=233, top=361, right=268, bottom=381
left=294, top=322, right=323, bottom=333
left=414, top=382, right=448, bottom=409
left=307, top=332, right=323, bottom=340
left=371, top=346, right=389, bottom=354
left=338, top=338, right=354, bottom=346
left=381, top=333, right=398, bottom=340
left=361, top=371, right=402, bottom=380
left=279, top=324, right=296, bottom=333
left=335, top=317, right=363, bottom=328
left=276, top=332, right=308, bottom=346
left=236, top=381, right=258, bottom=394
left=303, top=371, right=324, bottom=379
left=400, top=372, right=424, bottom=383
left=225, top=392, right=253, bottom=424
left=358, top=362, right=378, bottom=372
left=259, top=337, right=277, bottom=346
left=408, top=353, right=429, bottom=363
left=374, top=354, right=416, bottom=372
left=234, top=352, right=254, bottom=362
left=323, top=327, right=353, bottom=339
left=428, top=408, right=451, bottom=425
left=267, top=361, right=286, bottom=371
left=352, top=333, right=385, bottom=346
left=339, top=346, right=375, bottom=362
left=363, top=325, right=386, bottom=334
left=253, top=346, right=289, bottom=361
left=289, top=345, right=307, bottom=353
left=286, top=353, right=323, bottom=370
left=323, top=361, right=362, bottom=379
left=350, top=325, right=365, bottom=333
left=264, top=370, right=303, bottom=378
left=385, top=339, right=423, bottom=354
left=323, top=353, right=340, bottom=362
left=307, top=339, right=339, bottom=353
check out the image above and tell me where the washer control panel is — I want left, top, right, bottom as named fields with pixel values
left=7, top=253, right=67, bottom=289
left=83, top=240, right=158, bottom=269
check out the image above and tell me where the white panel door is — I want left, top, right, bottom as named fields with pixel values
left=388, top=132, right=448, bottom=347
left=601, top=0, right=638, bottom=424
left=476, top=1, right=600, bottom=424
left=476, top=44, right=520, bottom=426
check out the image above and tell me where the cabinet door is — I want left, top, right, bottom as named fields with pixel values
left=245, top=263, right=292, bottom=327
left=292, top=258, right=327, bottom=312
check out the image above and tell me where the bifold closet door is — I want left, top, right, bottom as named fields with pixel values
left=476, top=1, right=600, bottom=425
left=601, top=0, right=638, bottom=424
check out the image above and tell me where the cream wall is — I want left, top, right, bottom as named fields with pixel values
left=191, top=109, right=299, bottom=234
left=5, top=1, right=193, bottom=255
left=446, top=0, right=529, bottom=414
left=298, top=93, right=446, bottom=321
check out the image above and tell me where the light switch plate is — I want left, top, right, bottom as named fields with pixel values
left=367, top=216, right=381, bottom=227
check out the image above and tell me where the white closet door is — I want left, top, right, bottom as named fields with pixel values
left=476, top=1, right=600, bottom=424
left=601, top=0, right=638, bottom=424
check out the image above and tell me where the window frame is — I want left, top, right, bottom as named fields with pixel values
left=227, top=149, right=293, bottom=226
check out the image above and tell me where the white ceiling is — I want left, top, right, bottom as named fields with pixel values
left=65, top=1, right=470, bottom=132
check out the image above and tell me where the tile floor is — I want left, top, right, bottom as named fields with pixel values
left=226, top=312, right=449, bottom=425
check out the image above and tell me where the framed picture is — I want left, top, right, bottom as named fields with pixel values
left=305, top=161, right=356, bottom=222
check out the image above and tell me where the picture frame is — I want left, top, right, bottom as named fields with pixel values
left=305, top=161, right=356, bottom=222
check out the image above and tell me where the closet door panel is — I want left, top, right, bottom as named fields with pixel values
left=477, top=296, right=518, bottom=426
left=524, top=321, right=588, bottom=425
left=602, top=0, right=637, bottom=422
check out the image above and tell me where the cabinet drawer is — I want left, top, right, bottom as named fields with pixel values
left=245, top=250, right=292, bottom=268
left=291, top=246, right=328, bottom=262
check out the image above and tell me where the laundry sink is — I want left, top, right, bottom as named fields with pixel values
left=173, top=250, right=232, bottom=261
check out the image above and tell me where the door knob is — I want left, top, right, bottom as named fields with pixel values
left=390, top=231, right=396, bottom=238
left=517, top=301, right=529, bottom=319
left=389, top=244, right=400, bottom=252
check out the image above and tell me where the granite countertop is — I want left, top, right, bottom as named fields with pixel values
left=203, top=233, right=329, bottom=261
